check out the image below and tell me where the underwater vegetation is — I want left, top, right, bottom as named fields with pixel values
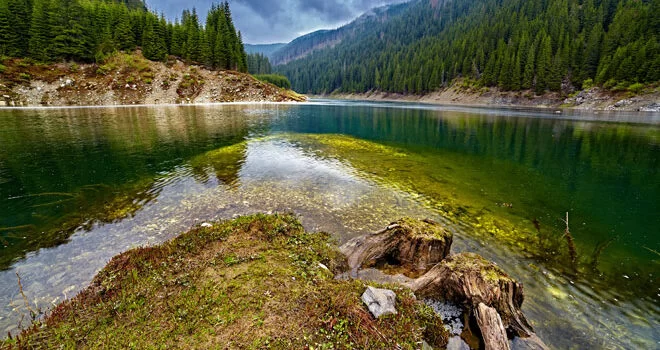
left=286, top=133, right=658, bottom=300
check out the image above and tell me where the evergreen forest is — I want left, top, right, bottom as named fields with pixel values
left=247, top=53, right=273, bottom=74
left=277, top=0, right=660, bottom=95
left=0, top=0, right=247, bottom=72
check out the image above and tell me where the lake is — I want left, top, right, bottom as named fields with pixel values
left=0, top=101, right=658, bottom=348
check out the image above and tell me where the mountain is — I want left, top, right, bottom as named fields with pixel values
left=276, top=0, right=660, bottom=95
left=269, top=1, right=414, bottom=66
left=244, top=43, right=287, bottom=59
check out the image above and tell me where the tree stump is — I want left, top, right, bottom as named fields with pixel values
left=340, top=218, right=453, bottom=276
left=412, top=252, right=534, bottom=338
left=475, top=303, right=510, bottom=350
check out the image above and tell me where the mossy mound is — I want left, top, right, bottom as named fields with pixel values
left=3, top=214, right=448, bottom=349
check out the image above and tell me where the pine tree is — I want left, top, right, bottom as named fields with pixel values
left=29, top=0, right=53, bottom=61
left=51, top=0, right=93, bottom=61
left=0, top=1, right=9, bottom=56
left=114, top=10, right=136, bottom=51
left=6, top=0, right=30, bottom=57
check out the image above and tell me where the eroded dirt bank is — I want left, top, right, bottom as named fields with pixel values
left=0, top=52, right=306, bottom=107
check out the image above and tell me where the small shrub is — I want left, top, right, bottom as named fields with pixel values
left=144, top=78, right=152, bottom=84
left=612, top=81, right=629, bottom=92
left=254, top=74, right=291, bottom=89
left=69, top=63, right=79, bottom=73
left=627, top=83, right=644, bottom=94
left=0, top=64, right=6, bottom=73
left=19, top=73, right=30, bottom=81
left=582, top=78, right=594, bottom=89
left=603, top=79, right=617, bottom=90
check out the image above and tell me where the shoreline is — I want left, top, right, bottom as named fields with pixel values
left=321, top=86, right=660, bottom=112
left=1, top=214, right=545, bottom=349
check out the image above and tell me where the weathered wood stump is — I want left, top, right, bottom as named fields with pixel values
left=412, top=252, right=534, bottom=338
left=475, top=303, right=510, bottom=350
left=340, top=218, right=452, bottom=276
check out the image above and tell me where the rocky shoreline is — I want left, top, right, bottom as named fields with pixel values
left=0, top=53, right=306, bottom=108
left=329, top=85, right=660, bottom=112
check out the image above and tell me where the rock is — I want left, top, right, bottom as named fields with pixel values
left=341, top=218, right=452, bottom=276
left=475, top=303, right=510, bottom=350
left=0, top=101, right=5, bottom=107
left=412, top=252, right=533, bottom=338
left=361, top=286, right=397, bottom=318
left=421, top=340, right=433, bottom=350
left=639, top=103, right=660, bottom=112
left=446, top=336, right=470, bottom=350
left=614, top=99, right=633, bottom=108
left=200, top=223, right=212, bottom=228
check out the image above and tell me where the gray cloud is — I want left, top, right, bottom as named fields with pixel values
left=147, top=0, right=406, bottom=44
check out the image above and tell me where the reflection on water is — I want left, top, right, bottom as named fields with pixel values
left=0, top=102, right=658, bottom=348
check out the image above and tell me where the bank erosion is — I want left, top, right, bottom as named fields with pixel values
left=0, top=52, right=306, bottom=107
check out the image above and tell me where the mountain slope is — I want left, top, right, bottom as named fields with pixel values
left=277, top=0, right=659, bottom=95
left=270, top=1, right=414, bottom=66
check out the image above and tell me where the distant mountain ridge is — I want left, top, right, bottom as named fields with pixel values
left=244, top=43, right=287, bottom=59
left=269, top=1, right=414, bottom=66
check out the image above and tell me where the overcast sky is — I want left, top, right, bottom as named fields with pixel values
left=147, top=0, right=407, bottom=44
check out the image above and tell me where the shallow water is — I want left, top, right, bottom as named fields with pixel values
left=0, top=102, right=658, bottom=348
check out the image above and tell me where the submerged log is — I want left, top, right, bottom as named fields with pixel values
left=475, top=303, right=510, bottom=350
left=412, top=252, right=534, bottom=338
left=340, top=218, right=453, bottom=276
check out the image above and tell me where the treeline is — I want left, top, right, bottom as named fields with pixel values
left=0, top=0, right=247, bottom=71
left=278, top=0, right=660, bottom=94
left=247, top=53, right=272, bottom=74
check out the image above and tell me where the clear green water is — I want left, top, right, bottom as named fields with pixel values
left=0, top=102, right=658, bottom=348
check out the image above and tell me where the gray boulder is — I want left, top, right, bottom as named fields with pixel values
left=361, top=286, right=397, bottom=318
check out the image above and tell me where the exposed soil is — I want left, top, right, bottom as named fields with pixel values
left=330, top=84, right=660, bottom=112
left=0, top=52, right=306, bottom=107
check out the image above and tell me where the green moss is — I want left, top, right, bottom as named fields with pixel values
left=443, top=253, right=511, bottom=284
left=287, top=133, right=551, bottom=258
left=188, top=142, right=248, bottom=186
left=6, top=214, right=445, bottom=349
left=394, top=217, right=451, bottom=242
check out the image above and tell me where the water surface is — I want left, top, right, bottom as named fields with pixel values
left=0, top=102, right=658, bottom=348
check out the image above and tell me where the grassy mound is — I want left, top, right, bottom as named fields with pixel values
left=3, top=214, right=447, bottom=349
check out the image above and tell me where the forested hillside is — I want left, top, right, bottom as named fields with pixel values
left=277, top=0, right=660, bottom=95
left=270, top=2, right=413, bottom=66
left=0, top=0, right=247, bottom=72
left=247, top=53, right=273, bottom=74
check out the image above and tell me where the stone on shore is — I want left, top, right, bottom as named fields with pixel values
left=361, top=286, right=397, bottom=318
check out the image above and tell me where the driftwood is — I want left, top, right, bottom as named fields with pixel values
left=475, top=303, right=510, bottom=350
left=340, top=218, right=452, bottom=276
left=412, top=252, right=534, bottom=338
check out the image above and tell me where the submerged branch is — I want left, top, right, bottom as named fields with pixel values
left=561, top=212, right=578, bottom=271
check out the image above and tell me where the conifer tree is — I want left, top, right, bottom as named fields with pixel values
left=29, top=0, right=54, bottom=61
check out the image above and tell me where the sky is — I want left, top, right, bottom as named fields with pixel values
left=147, top=0, right=407, bottom=44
